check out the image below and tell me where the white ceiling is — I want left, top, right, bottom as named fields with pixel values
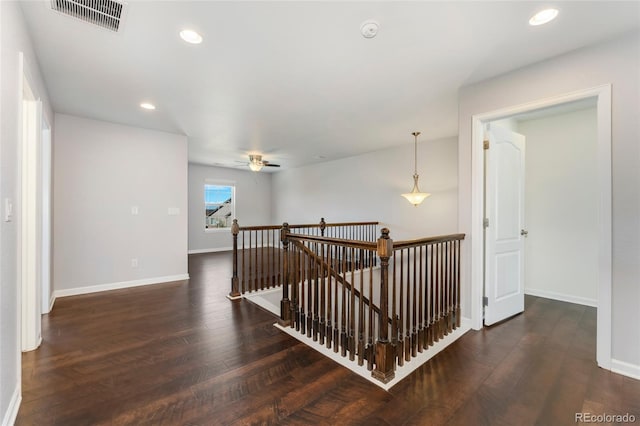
left=19, top=1, right=640, bottom=170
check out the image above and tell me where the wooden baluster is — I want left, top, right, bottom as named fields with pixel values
left=261, top=229, right=265, bottom=291
left=442, top=241, right=447, bottom=336
left=367, top=258, right=374, bottom=371
left=267, top=229, right=271, bottom=289
left=438, top=242, right=444, bottom=340
left=447, top=240, right=453, bottom=333
left=357, top=249, right=365, bottom=366
left=333, top=245, right=340, bottom=353
left=254, top=230, right=259, bottom=292
left=372, top=228, right=395, bottom=384
left=312, top=242, right=319, bottom=341
left=279, top=223, right=291, bottom=326
left=319, top=243, right=326, bottom=345
left=339, top=246, right=347, bottom=357
left=418, top=245, right=424, bottom=353
left=398, top=249, right=404, bottom=367
left=326, top=243, right=333, bottom=349
left=241, top=231, right=246, bottom=294
left=434, top=242, right=440, bottom=340
left=299, top=245, right=305, bottom=333
left=277, top=230, right=281, bottom=286
left=391, top=249, right=398, bottom=365
left=294, top=240, right=304, bottom=331
left=411, top=246, right=418, bottom=358
left=456, top=239, right=461, bottom=328
left=348, top=246, right=356, bottom=361
left=229, top=219, right=241, bottom=298
left=307, top=242, right=313, bottom=338
left=404, top=248, right=411, bottom=362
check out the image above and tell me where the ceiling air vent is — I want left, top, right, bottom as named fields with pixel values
left=50, top=0, right=126, bottom=32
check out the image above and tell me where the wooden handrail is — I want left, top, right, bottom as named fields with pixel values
left=237, top=220, right=379, bottom=232
left=287, top=233, right=378, bottom=251
left=393, top=233, right=466, bottom=250
left=290, top=239, right=384, bottom=319
left=231, top=218, right=379, bottom=297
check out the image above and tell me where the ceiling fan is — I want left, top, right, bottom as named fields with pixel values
left=247, top=154, right=280, bottom=172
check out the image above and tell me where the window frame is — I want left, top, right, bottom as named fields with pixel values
left=204, top=181, right=236, bottom=232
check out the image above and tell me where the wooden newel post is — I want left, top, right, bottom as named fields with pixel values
left=319, top=217, right=326, bottom=237
left=229, top=219, right=241, bottom=299
left=372, top=227, right=395, bottom=383
left=279, top=222, right=292, bottom=326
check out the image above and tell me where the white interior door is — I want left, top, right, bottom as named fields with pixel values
left=484, top=125, right=526, bottom=326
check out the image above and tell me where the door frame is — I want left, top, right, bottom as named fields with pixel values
left=469, top=84, right=612, bottom=369
left=18, top=52, right=44, bottom=352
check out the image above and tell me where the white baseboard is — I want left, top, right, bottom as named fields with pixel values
left=188, top=247, right=232, bottom=254
left=53, top=274, right=190, bottom=298
left=525, top=288, right=597, bottom=307
left=1, top=383, right=21, bottom=426
left=611, top=358, right=640, bottom=380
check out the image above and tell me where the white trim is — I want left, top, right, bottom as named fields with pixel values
left=52, top=274, right=190, bottom=298
left=1, top=383, right=21, bottom=426
left=611, top=359, right=640, bottom=381
left=274, top=318, right=472, bottom=391
left=524, top=288, right=597, bottom=308
left=188, top=247, right=233, bottom=254
left=48, top=292, right=56, bottom=312
left=470, top=84, right=612, bottom=368
left=204, top=228, right=232, bottom=233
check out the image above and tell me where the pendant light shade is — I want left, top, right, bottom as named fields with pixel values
left=401, top=132, right=431, bottom=206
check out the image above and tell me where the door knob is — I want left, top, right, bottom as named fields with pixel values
left=520, top=229, right=528, bottom=237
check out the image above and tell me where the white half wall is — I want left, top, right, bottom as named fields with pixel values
left=458, top=32, right=640, bottom=369
left=518, top=107, right=598, bottom=306
left=272, top=136, right=458, bottom=241
left=0, top=2, right=53, bottom=424
left=188, top=163, right=272, bottom=252
left=53, top=114, right=188, bottom=293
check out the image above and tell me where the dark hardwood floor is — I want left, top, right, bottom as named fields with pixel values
left=17, top=252, right=640, bottom=425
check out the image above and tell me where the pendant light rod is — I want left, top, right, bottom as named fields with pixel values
left=412, top=131, right=420, bottom=174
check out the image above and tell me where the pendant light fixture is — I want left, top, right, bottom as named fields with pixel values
left=401, top=131, right=431, bottom=206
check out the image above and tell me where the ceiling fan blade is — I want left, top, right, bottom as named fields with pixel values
left=264, top=163, right=281, bottom=167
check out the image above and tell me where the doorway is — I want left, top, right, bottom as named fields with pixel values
left=19, top=53, right=48, bottom=352
left=470, top=85, right=612, bottom=369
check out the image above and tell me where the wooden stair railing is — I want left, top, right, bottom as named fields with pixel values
left=280, top=224, right=381, bottom=369
left=229, top=218, right=378, bottom=298
left=278, top=224, right=465, bottom=384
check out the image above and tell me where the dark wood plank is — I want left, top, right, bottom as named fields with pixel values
left=16, top=252, right=640, bottom=425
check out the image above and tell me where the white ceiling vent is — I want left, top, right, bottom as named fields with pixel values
left=50, top=0, right=126, bottom=32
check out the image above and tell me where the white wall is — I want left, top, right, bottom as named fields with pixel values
left=53, top=114, right=188, bottom=295
left=458, top=32, right=640, bottom=371
left=188, top=163, right=272, bottom=252
left=272, top=137, right=458, bottom=241
left=0, top=2, right=53, bottom=424
left=518, top=107, right=598, bottom=306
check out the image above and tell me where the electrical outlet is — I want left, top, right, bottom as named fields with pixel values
left=131, top=258, right=138, bottom=268
left=131, top=206, right=139, bottom=215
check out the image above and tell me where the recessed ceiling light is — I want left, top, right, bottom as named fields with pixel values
left=529, top=8, right=559, bottom=26
left=140, top=102, right=156, bottom=110
left=180, top=29, right=203, bottom=44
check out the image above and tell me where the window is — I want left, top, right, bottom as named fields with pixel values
left=204, top=184, right=234, bottom=229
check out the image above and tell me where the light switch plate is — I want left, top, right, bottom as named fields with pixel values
left=4, top=198, right=13, bottom=222
left=168, top=207, right=180, bottom=216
